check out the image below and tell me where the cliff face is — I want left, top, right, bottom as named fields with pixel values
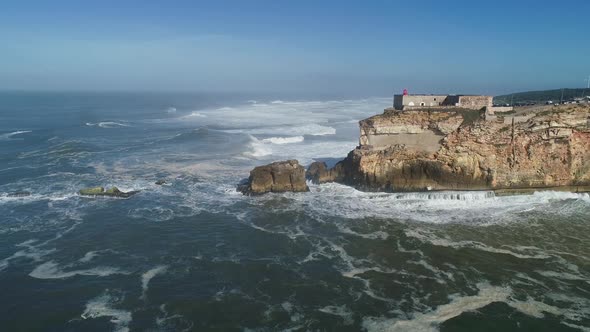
left=314, top=105, right=590, bottom=191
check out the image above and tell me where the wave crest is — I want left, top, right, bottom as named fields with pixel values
left=261, top=136, right=304, bottom=144
left=0, top=130, right=31, bottom=140
left=86, top=122, right=130, bottom=128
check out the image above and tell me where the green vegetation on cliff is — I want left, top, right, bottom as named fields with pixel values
left=494, top=88, right=589, bottom=104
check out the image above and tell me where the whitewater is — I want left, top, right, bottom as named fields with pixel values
left=0, top=92, right=588, bottom=331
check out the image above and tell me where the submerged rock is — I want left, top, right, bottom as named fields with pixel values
left=239, top=160, right=309, bottom=195
left=79, top=186, right=139, bottom=198
left=306, top=161, right=339, bottom=184
left=155, top=180, right=167, bottom=185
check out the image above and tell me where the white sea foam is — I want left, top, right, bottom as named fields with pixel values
left=242, top=137, right=356, bottom=164
left=185, top=111, right=207, bottom=118
left=86, top=122, right=130, bottom=128
left=283, top=183, right=590, bottom=225
left=128, top=207, right=175, bottom=222
left=140, top=265, right=168, bottom=300
left=178, top=98, right=390, bottom=132
left=29, top=261, right=128, bottom=279
left=227, top=123, right=336, bottom=136
left=0, top=130, right=31, bottom=140
left=0, top=222, right=81, bottom=269
left=156, top=304, right=194, bottom=332
left=79, top=251, right=100, bottom=263
left=244, top=136, right=272, bottom=158
left=0, top=245, right=55, bottom=271
left=81, top=292, right=132, bottom=332
left=78, top=249, right=119, bottom=263
left=404, top=229, right=552, bottom=259
left=508, top=297, right=563, bottom=319
left=261, top=136, right=304, bottom=144
left=318, top=305, right=354, bottom=325
left=362, top=283, right=511, bottom=332
left=0, top=192, right=80, bottom=205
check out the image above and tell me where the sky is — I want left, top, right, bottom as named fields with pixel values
left=1, top=0, right=589, bottom=96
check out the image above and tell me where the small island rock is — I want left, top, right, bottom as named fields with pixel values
left=238, top=160, right=309, bottom=195
left=79, top=186, right=139, bottom=198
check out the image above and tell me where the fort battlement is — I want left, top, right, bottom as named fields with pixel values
left=393, top=94, right=492, bottom=111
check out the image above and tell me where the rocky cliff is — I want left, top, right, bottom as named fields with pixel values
left=311, top=105, right=590, bottom=192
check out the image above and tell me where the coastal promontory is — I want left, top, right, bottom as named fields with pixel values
left=314, top=103, right=590, bottom=192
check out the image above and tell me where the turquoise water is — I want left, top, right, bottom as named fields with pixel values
left=0, top=92, right=589, bottom=331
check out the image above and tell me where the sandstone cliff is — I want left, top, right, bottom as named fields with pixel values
left=311, top=105, right=590, bottom=192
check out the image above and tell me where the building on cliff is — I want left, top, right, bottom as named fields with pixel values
left=393, top=93, right=492, bottom=111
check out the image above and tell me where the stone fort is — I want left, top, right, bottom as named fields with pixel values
left=393, top=93, right=492, bottom=111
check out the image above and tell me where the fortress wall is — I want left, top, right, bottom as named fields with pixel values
left=443, top=95, right=460, bottom=106
left=393, top=95, right=404, bottom=110
left=458, top=96, right=493, bottom=109
left=363, top=132, right=443, bottom=153
left=397, top=95, right=448, bottom=108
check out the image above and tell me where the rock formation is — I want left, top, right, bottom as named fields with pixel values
left=239, top=160, right=309, bottom=195
left=315, top=104, right=590, bottom=192
left=79, top=186, right=139, bottom=198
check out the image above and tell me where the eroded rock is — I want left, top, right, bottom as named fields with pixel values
left=238, top=160, right=309, bottom=195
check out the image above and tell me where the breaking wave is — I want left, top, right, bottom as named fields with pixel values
left=226, top=123, right=336, bottom=136
left=86, top=122, right=130, bottom=128
left=244, top=136, right=272, bottom=158
left=184, top=111, right=207, bottom=118
left=0, top=130, right=31, bottom=140
left=272, top=183, right=590, bottom=224
left=261, top=136, right=304, bottom=144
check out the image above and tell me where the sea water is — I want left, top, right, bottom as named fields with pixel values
left=0, top=92, right=589, bottom=331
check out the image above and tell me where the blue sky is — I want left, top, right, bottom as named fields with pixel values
left=1, top=0, right=589, bottom=95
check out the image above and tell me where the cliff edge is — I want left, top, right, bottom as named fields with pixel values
left=311, top=104, right=590, bottom=192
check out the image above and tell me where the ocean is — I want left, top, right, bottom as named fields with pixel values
left=0, top=92, right=589, bottom=331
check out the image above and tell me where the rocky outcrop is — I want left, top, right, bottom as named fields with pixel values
left=79, top=186, right=139, bottom=198
left=319, top=105, right=590, bottom=192
left=239, top=160, right=309, bottom=195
